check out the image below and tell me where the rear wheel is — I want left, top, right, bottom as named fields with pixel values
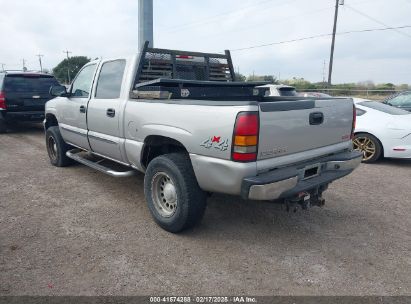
left=46, top=126, right=73, bottom=167
left=144, top=153, right=207, bottom=233
left=353, top=133, right=382, bottom=163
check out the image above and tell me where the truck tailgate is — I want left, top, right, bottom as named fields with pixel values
left=258, top=98, right=353, bottom=160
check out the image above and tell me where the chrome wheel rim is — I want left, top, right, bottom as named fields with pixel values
left=353, top=136, right=376, bottom=161
left=151, top=172, right=177, bottom=218
left=47, top=136, right=58, bottom=161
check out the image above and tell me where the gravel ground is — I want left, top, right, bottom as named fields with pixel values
left=0, top=124, right=410, bottom=296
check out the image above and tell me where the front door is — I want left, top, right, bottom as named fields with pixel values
left=87, top=59, right=127, bottom=161
left=59, top=63, right=98, bottom=149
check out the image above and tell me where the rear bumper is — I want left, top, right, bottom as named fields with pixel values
left=0, top=111, right=45, bottom=122
left=242, top=150, right=362, bottom=200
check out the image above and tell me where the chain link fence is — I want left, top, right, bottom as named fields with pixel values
left=301, top=89, right=400, bottom=100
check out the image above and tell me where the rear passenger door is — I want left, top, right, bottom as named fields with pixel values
left=87, top=59, right=127, bottom=162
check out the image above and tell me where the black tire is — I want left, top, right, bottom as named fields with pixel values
left=45, top=126, right=73, bottom=167
left=144, top=153, right=207, bottom=233
left=0, top=120, right=8, bottom=134
left=353, top=133, right=383, bottom=163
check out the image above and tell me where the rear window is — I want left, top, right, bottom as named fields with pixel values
left=358, top=101, right=410, bottom=115
left=279, top=87, right=297, bottom=96
left=95, top=60, right=126, bottom=99
left=386, top=92, right=411, bottom=108
left=4, top=75, right=59, bottom=93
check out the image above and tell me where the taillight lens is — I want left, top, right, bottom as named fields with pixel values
left=0, top=91, right=6, bottom=110
left=232, top=112, right=259, bottom=162
left=351, top=104, right=356, bottom=139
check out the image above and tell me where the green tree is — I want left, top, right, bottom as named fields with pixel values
left=397, top=84, right=410, bottom=90
left=235, top=72, right=246, bottom=82
left=262, top=75, right=277, bottom=83
left=246, top=75, right=278, bottom=83
left=53, top=56, right=91, bottom=84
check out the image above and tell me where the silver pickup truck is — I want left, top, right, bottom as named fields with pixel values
left=44, top=43, right=362, bottom=232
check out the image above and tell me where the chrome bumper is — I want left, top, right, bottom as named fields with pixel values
left=244, top=151, right=362, bottom=201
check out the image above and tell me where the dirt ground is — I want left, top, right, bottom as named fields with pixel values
left=0, top=123, right=410, bottom=296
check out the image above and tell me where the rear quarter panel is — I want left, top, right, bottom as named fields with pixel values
left=123, top=101, right=256, bottom=161
left=355, top=105, right=411, bottom=157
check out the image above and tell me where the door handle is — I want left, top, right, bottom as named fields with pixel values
left=106, top=108, right=115, bottom=118
left=79, top=105, right=86, bottom=113
left=309, top=112, right=324, bottom=125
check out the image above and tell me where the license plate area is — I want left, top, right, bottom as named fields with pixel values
left=303, top=163, right=321, bottom=180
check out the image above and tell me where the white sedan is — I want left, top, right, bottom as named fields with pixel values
left=353, top=98, right=411, bottom=163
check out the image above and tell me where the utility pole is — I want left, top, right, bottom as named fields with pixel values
left=328, top=0, right=344, bottom=86
left=63, top=50, right=72, bottom=84
left=22, top=59, right=27, bottom=71
left=138, top=0, right=154, bottom=49
left=36, top=54, right=44, bottom=72
left=322, top=60, right=326, bottom=85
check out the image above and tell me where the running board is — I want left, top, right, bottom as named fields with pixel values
left=66, top=149, right=136, bottom=178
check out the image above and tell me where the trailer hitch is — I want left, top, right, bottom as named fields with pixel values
left=284, top=189, right=325, bottom=212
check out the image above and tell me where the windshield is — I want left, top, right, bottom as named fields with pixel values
left=386, top=92, right=411, bottom=108
left=4, top=75, right=59, bottom=94
left=358, top=101, right=410, bottom=115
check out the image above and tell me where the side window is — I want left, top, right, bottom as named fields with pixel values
left=71, top=64, right=97, bottom=98
left=356, top=108, right=366, bottom=116
left=95, top=60, right=126, bottom=99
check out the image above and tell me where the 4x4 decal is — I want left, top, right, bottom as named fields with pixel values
left=201, top=136, right=229, bottom=151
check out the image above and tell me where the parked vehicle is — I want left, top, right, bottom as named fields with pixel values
left=44, top=43, right=361, bottom=233
left=383, top=91, right=411, bottom=112
left=257, top=84, right=297, bottom=96
left=353, top=98, right=411, bottom=162
left=0, top=71, right=60, bottom=133
left=298, top=92, right=332, bottom=98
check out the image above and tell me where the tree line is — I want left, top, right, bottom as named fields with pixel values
left=51, top=58, right=409, bottom=92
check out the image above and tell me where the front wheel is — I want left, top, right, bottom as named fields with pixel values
left=144, top=153, right=207, bottom=233
left=45, top=126, right=73, bottom=167
left=0, top=120, right=8, bottom=134
left=353, top=133, right=383, bottom=163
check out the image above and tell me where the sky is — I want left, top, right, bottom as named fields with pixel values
left=0, top=0, right=410, bottom=84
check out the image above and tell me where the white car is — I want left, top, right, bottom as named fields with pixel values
left=353, top=98, right=411, bottom=163
left=257, top=84, right=297, bottom=96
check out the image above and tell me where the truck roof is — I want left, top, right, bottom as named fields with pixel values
left=1, top=71, right=53, bottom=77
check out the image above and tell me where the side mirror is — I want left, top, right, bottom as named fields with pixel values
left=50, top=85, right=68, bottom=97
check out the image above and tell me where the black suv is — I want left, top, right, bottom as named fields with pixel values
left=0, top=71, right=60, bottom=133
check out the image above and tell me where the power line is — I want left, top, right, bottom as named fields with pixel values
left=345, top=4, right=411, bottom=39
left=328, top=0, right=343, bottom=86
left=36, top=54, right=44, bottom=72
left=199, top=4, right=336, bottom=40
left=230, top=25, right=411, bottom=52
left=63, top=50, right=72, bottom=84
left=165, top=0, right=289, bottom=33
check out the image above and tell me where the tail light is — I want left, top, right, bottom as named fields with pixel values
left=351, top=104, right=356, bottom=139
left=232, top=112, right=259, bottom=162
left=0, top=91, right=6, bottom=110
